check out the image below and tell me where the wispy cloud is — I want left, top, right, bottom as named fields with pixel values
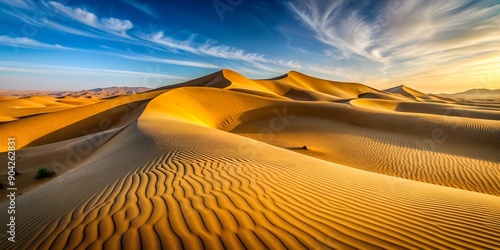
left=139, top=31, right=199, bottom=53
left=40, top=18, right=102, bottom=38
left=289, top=0, right=500, bottom=63
left=140, top=31, right=276, bottom=66
left=1, top=9, right=123, bottom=41
left=123, top=0, right=158, bottom=18
left=2, top=1, right=295, bottom=76
left=139, top=31, right=271, bottom=63
left=199, top=42, right=270, bottom=63
left=0, top=0, right=35, bottom=10
left=288, top=1, right=375, bottom=60
left=103, top=52, right=221, bottom=69
left=305, top=65, right=361, bottom=82
left=0, top=36, right=65, bottom=49
left=48, top=1, right=133, bottom=36
left=0, top=61, right=186, bottom=79
left=0, top=35, right=220, bottom=70
left=289, top=0, right=500, bottom=91
left=140, top=30, right=357, bottom=78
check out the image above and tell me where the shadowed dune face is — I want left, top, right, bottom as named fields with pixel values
left=141, top=86, right=500, bottom=196
left=351, top=98, right=500, bottom=120
left=1, top=70, right=500, bottom=249
left=0, top=87, right=153, bottom=122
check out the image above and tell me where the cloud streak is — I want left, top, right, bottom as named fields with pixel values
left=139, top=30, right=362, bottom=79
left=123, top=0, right=158, bottom=18
left=0, top=35, right=221, bottom=70
left=48, top=1, right=133, bottom=36
left=40, top=18, right=103, bottom=38
left=199, top=42, right=270, bottom=63
left=289, top=0, right=500, bottom=63
left=2, top=1, right=307, bottom=77
left=0, top=36, right=65, bottom=49
left=289, top=0, right=500, bottom=92
left=140, top=31, right=272, bottom=64
left=0, top=0, right=35, bottom=10
left=0, top=61, right=187, bottom=79
left=106, top=53, right=221, bottom=69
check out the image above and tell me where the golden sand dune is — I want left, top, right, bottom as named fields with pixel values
left=357, top=91, right=414, bottom=101
left=351, top=98, right=500, bottom=120
left=141, top=86, right=500, bottom=196
left=0, top=96, right=100, bottom=122
left=225, top=70, right=378, bottom=100
left=0, top=98, right=47, bottom=108
left=0, top=126, right=127, bottom=199
left=384, top=85, right=451, bottom=103
left=0, top=91, right=166, bottom=150
left=1, top=70, right=499, bottom=249
left=0, top=96, right=17, bottom=101
left=0, top=86, right=151, bottom=99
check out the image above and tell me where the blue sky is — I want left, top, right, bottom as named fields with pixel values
left=0, top=0, right=499, bottom=93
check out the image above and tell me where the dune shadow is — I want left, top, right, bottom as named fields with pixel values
left=284, top=146, right=308, bottom=150
left=394, top=102, right=500, bottom=121
left=26, top=100, right=149, bottom=148
left=230, top=102, right=500, bottom=163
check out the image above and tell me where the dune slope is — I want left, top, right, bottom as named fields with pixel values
left=2, top=117, right=499, bottom=249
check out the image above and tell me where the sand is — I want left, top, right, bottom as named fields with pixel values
left=0, top=96, right=99, bottom=123
left=0, top=69, right=499, bottom=249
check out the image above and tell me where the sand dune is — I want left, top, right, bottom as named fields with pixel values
left=140, top=86, right=500, bottom=196
left=384, top=85, right=449, bottom=103
left=1, top=70, right=499, bottom=249
left=357, top=91, right=414, bottom=101
left=0, top=96, right=99, bottom=122
left=0, top=96, right=17, bottom=101
left=351, top=98, right=500, bottom=120
left=0, top=91, right=166, bottom=150
left=0, top=86, right=150, bottom=98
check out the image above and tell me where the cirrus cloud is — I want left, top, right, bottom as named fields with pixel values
left=48, top=1, right=133, bottom=36
left=288, top=0, right=500, bottom=92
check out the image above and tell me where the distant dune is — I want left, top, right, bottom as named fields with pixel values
left=0, top=87, right=151, bottom=122
left=448, top=88, right=500, bottom=96
left=0, top=70, right=499, bottom=249
left=0, top=86, right=151, bottom=98
left=437, top=88, right=500, bottom=102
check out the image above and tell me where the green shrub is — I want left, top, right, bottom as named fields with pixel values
left=35, top=167, right=56, bottom=179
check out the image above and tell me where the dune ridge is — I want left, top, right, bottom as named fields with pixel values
left=0, top=96, right=99, bottom=122
left=1, top=69, right=499, bottom=249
